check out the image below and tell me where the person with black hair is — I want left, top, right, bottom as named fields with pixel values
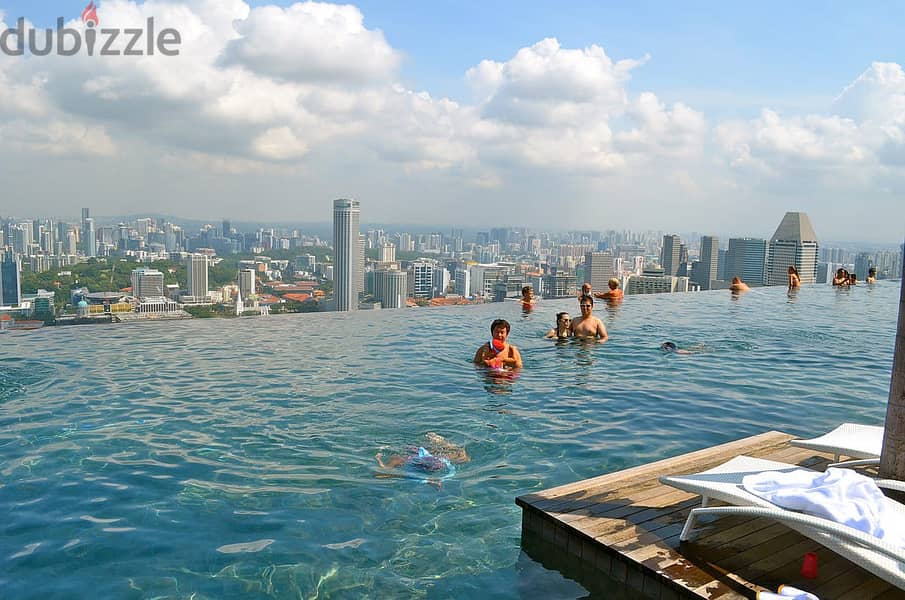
left=474, top=319, right=523, bottom=369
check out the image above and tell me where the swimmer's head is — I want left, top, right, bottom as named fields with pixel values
left=521, top=285, right=533, bottom=297
left=608, top=278, right=620, bottom=290
left=490, top=319, right=510, bottom=336
left=869, top=267, right=877, bottom=276
left=661, top=341, right=677, bottom=352
left=556, top=312, right=571, bottom=325
left=788, top=265, right=798, bottom=275
left=581, top=282, right=592, bottom=295
left=731, top=276, right=742, bottom=284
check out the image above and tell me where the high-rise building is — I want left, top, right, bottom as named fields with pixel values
left=725, top=238, right=767, bottom=285
left=411, top=261, right=435, bottom=298
left=584, top=251, right=615, bottom=292
left=695, top=236, right=719, bottom=290
left=454, top=266, right=471, bottom=297
left=378, top=243, right=396, bottom=263
left=766, top=212, right=819, bottom=286
left=374, top=268, right=407, bottom=309
left=854, top=253, right=874, bottom=280
left=332, top=198, right=360, bottom=311
left=238, top=268, right=256, bottom=299
left=661, top=235, right=681, bottom=276
left=186, top=254, right=210, bottom=299
left=358, top=234, right=366, bottom=297
left=0, top=252, right=22, bottom=306
left=131, top=268, right=165, bottom=299
left=82, top=217, right=96, bottom=257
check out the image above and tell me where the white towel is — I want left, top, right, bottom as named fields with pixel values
left=742, top=467, right=905, bottom=547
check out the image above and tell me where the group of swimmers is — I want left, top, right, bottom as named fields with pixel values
left=833, top=267, right=875, bottom=286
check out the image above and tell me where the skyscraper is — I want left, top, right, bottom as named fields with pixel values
left=378, top=243, right=396, bottom=263
left=186, top=254, right=210, bottom=300
left=332, top=198, right=360, bottom=311
left=374, top=268, right=407, bottom=309
left=661, top=235, right=681, bottom=276
left=695, top=236, right=719, bottom=290
left=584, top=251, right=615, bottom=291
left=238, top=269, right=256, bottom=299
left=725, top=238, right=767, bottom=285
left=82, top=217, right=96, bottom=257
left=766, top=212, right=819, bottom=285
left=0, top=252, right=22, bottom=306
left=131, top=268, right=165, bottom=299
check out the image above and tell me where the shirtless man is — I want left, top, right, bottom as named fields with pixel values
left=729, top=276, right=750, bottom=292
left=474, top=319, right=523, bottom=369
left=579, top=282, right=592, bottom=297
left=520, top=285, right=536, bottom=309
left=595, top=278, right=624, bottom=301
left=571, top=295, right=608, bottom=341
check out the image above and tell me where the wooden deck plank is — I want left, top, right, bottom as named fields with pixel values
left=517, top=431, right=901, bottom=600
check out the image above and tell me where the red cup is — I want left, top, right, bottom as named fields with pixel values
left=800, top=552, right=818, bottom=579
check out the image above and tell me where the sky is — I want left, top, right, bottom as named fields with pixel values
left=1, top=1, right=904, bottom=243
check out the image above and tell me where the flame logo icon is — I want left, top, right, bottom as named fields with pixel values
left=81, top=1, right=99, bottom=28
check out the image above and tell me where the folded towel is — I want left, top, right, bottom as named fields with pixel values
left=758, top=586, right=819, bottom=600
left=742, top=467, right=905, bottom=547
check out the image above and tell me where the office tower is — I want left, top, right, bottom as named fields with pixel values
left=222, top=219, right=232, bottom=236
left=0, top=252, right=22, bottom=306
left=633, top=256, right=644, bottom=275
left=584, top=251, right=615, bottom=291
left=854, top=253, right=874, bottom=280
left=238, top=268, right=256, bottom=298
left=81, top=208, right=90, bottom=221
left=661, top=235, right=681, bottom=276
left=186, top=254, right=210, bottom=299
left=374, top=268, right=407, bottom=309
left=432, top=266, right=450, bottom=297
left=332, top=198, right=360, bottom=311
left=358, top=234, right=366, bottom=296
left=766, top=212, right=819, bottom=285
left=131, top=268, right=165, bottom=299
left=726, top=238, right=767, bottom=285
left=454, top=266, right=471, bottom=297
left=82, top=217, right=96, bottom=257
left=412, top=261, right=435, bottom=298
left=66, top=231, right=78, bottom=255
left=694, top=236, right=719, bottom=290
left=378, top=243, right=396, bottom=263
left=717, top=249, right=729, bottom=281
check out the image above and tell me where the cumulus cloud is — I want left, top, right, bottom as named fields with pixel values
left=222, top=2, right=400, bottom=83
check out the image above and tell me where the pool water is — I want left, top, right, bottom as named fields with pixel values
left=0, top=282, right=899, bottom=598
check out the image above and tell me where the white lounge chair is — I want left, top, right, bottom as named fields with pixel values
left=660, top=455, right=905, bottom=589
left=790, top=423, right=883, bottom=468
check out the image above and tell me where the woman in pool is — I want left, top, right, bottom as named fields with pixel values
left=832, top=268, right=850, bottom=286
left=545, top=312, right=572, bottom=339
left=787, top=265, right=801, bottom=289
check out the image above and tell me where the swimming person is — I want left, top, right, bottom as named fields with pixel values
left=832, top=268, right=849, bottom=286
left=867, top=267, right=877, bottom=284
left=571, top=295, right=608, bottom=341
left=595, top=277, right=624, bottom=301
left=545, top=312, right=572, bottom=339
left=660, top=342, right=694, bottom=355
left=474, top=319, right=523, bottom=369
left=376, top=432, right=470, bottom=469
left=788, top=266, right=801, bottom=289
left=520, top=285, right=536, bottom=310
left=729, top=276, right=750, bottom=292
left=579, top=282, right=592, bottom=297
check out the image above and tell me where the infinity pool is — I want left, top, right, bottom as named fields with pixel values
left=0, top=282, right=899, bottom=598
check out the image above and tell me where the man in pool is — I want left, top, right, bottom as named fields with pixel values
left=594, top=277, right=624, bottom=301
left=520, top=285, right=536, bottom=309
left=661, top=342, right=694, bottom=355
left=474, top=319, right=523, bottom=369
left=571, top=295, right=608, bottom=341
left=579, top=282, right=592, bottom=297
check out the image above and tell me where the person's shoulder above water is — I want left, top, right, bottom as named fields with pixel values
left=545, top=312, right=573, bottom=339
left=729, top=276, right=750, bottom=292
left=474, top=318, right=523, bottom=369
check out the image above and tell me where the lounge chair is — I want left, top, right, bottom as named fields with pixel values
left=660, top=455, right=905, bottom=589
left=790, top=423, right=883, bottom=468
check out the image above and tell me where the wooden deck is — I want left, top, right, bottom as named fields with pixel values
left=516, top=431, right=904, bottom=599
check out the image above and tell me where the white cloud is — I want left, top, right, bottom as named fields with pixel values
left=222, top=2, right=401, bottom=83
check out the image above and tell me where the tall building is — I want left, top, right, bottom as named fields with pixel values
left=695, top=236, right=719, bottom=290
left=378, top=243, right=396, bottom=263
left=82, top=217, right=96, bottom=257
left=725, top=238, right=767, bottom=285
left=358, top=234, right=366, bottom=297
left=454, top=266, right=471, bottom=297
left=584, top=251, right=615, bottom=292
left=374, top=268, right=407, bottom=309
left=854, top=253, right=874, bottom=280
left=411, top=261, right=435, bottom=298
left=766, top=212, right=819, bottom=286
left=238, top=268, right=256, bottom=299
left=332, top=198, right=360, bottom=311
left=0, top=252, right=22, bottom=306
left=186, top=254, right=210, bottom=299
left=131, top=268, right=165, bottom=299
left=661, top=235, right=681, bottom=276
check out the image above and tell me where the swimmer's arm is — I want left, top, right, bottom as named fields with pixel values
left=506, top=346, right=523, bottom=369
left=473, top=345, right=488, bottom=365
left=596, top=319, right=608, bottom=342
left=544, top=329, right=557, bottom=339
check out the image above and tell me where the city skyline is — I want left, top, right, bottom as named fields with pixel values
left=0, top=2, right=904, bottom=242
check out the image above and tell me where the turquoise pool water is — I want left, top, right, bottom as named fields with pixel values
left=1, top=282, right=900, bottom=598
